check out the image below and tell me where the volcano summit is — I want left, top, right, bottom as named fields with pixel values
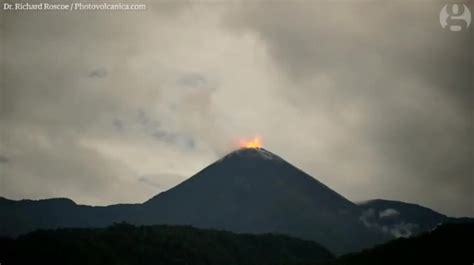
left=138, top=147, right=388, bottom=253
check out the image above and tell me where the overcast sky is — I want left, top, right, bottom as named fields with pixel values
left=1, top=0, right=472, bottom=217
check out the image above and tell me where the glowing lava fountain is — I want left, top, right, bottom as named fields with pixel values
left=239, top=136, right=263, bottom=148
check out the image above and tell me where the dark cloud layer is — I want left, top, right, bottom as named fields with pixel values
left=224, top=1, right=473, bottom=216
left=0, top=1, right=472, bottom=216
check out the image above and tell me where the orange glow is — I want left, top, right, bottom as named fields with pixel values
left=239, top=136, right=263, bottom=148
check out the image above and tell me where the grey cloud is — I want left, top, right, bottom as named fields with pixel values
left=0, top=2, right=219, bottom=205
left=379, top=209, right=400, bottom=219
left=360, top=209, right=418, bottom=238
left=0, top=156, right=9, bottom=164
left=177, top=73, right=209, bottom=90
left=387, top=223, right=419, bottom=238
left=0, top=127, right=143, bottom=205
left=134, top=110, right=197, bottom=150
left=89, top=68, right=108, bottom=79
left=112, top=119, right=124, bottom=131
left=138, top=176, right=164, bottom=190
left=138, top=173, right=185, bottom=191
left=0, top=1, right=472, bottom=217
left=225, top=1, right=473, bottom=216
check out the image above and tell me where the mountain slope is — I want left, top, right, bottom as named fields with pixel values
left=1, top=148, right=453, bottom=254
left=0, top=196, right=141, bottom=236
left=136, top=148, right=387, bottom=253
left=358, top=199, right=448, bottom=237
left=0, top=223, right=335, bottom=265
left=323, top=222, right=474, bottom=265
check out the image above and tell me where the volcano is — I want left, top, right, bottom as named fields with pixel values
left=5, top=147, right=437, bottom=254
left=143, top=147, right=356, bottom=223
left=135, top=148, right=387, bottom=253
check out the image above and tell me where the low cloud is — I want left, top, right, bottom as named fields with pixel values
left=360, top=209, right=417, bottom=238
left=379, top=208, right=400, bottom=219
